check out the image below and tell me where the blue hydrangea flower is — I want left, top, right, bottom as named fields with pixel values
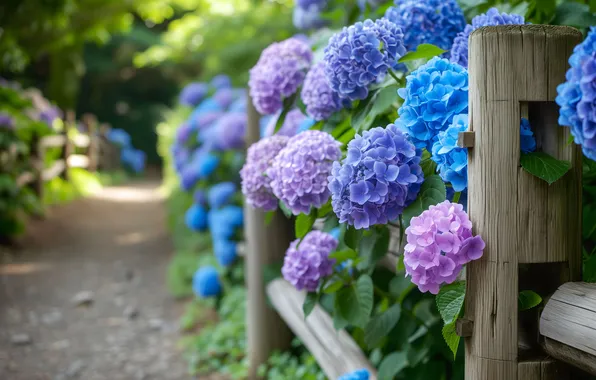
left=197, top=153, right=220, bottom=178
left=450, top=8, right=525, bottom=68
left=180, top=151, right=220, bottom=191
left=338, top=369, right=370, bottom=380
left=396, top=57, right=468, bottom=151
left=328, top=124, right=424, bottom=229
left=296, top=0, right=326, bottom=7
left=180, top=82, right=209, bottom=106
left=301, top=62, right=345, bottom=121
left=431, top=114, right=468, bottom=192
left=209, top=112, right=246, bottom=150
left=121, top=148, right=146, bottom=174
left=520, top=117, right=537, bottom=154
left=213, top=88, right=237, bottom=109
left=208, top=206, right=244, bottom=240
left=208, top=182, right=237, bottom=209
left=194, top=98, right=224, bottom=114
left=185, top=204, right=209, bottom=231
left=324, top=19, right=406, bottom=101
left=107, top=128, right=131, bottom=147
left=229, top=97, right=247, bottom=112
left=211, top=75, right=231, bottom=89
left=213, top=239, right=238, bottom=267
left=384, top=0, right=465, bottom=54
left=189, top=110, right=224, bottom=131
left=194, top=189, right=207, bottom=206
left=293, top=3, right=326, bottom=30
left=192, top=266, right=222, bottom=298
left=556, top=27, right=596, bottom=160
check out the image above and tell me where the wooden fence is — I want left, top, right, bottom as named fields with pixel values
left=16, top=111, right=121, bottom=200
left=243, top=24, right=596, bottom=380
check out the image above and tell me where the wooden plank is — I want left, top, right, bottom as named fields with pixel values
left=542, top=337, right=596, bottom=376
left=41, top=160, right=66, bottom=181
left=266, top=279, right=377, bottom=380
left=16, top=172, right=35, bottom=188
left=71, top=134, right=90, bottom=148
left=40, top=135, right=66, bottom=148
left=67, top=154, right=90, bottom=168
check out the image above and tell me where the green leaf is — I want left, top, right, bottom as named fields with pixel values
left=518, top=290, right=542, bottom=311
left=303, top=292, right=319, bottom=319
left=552, top=2, right=596, bottom=29
left=278, top=201, right=293, bottom=218
left=442, top=322, right=460, bottom=359
left=378, top=351, right=408, bottom=380
left=520, top=152, right=572, bottom=185
left=264, top=211, right=275, bottom=226
left=436, top=281, right=466, bottom=324
left=355, top=274, right=374, bottom=327
left=295, top=210, right=316, bottom=239
left=389, top=275, right=415, bottom=302
left=323, top=279, right=345, bottom=294
left=344, top=227, right=362, bottom=250
left=364, top=303, right=401, bottom=348
left=402, top=175, right=446, bottom=227
left=317, top=201, right=333, bottom=218
left=335, top=285, right=361, bottom=325
left=358, top=226, right=391, bottom=269
left=328, top=248, right=358, bottom=263
left=398, top=44, right=447, bottom=63
left=273, top=95, right=297, bottom=134
left=352, top=84, right=400, bottom=132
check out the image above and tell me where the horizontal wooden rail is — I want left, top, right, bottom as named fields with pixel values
left=71, top=134, right=90, bottom=148
left=16, top=172, right=35, bottom=188
left=41, top=160, right=66, bottom=181
left=40, top=135, right=67, bottom=148
left=266, top=278, right=377, bottom=380
left=540, top=282, right=596, bottom=375
left=67, top=154, right=90, bottom=169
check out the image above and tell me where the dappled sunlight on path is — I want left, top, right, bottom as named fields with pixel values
left=0, top=177, right=193, bottom=380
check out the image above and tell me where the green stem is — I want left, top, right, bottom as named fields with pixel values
left=387, top=68, right=401, bottom=85
left=402, top=306, right=432, bottom=329
left=453, top=191, right=461, bottom=204
left=373, top=284, right=391, bottom=300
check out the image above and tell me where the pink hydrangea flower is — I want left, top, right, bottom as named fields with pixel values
left=403, top=200, right=485, bottom=294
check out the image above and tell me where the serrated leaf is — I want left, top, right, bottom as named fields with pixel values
left=518, top=290, right=542, bottom=311
left=303, top=292, right=319, bottom=319
left=323, top=279, right=345, bottom=294
left=328, top=248, right=358, bottom=262
left=389, top=275, right=415, bottom=302
left=398, top=44, right=447, bottom=63
left=335, top=285, right=361, bottom=325
left=295, top=210, right=316, bottom=239
left=442, top=321, right=460, bottom=359
left=552, top=2, right=596, bottom=29
left=356, top=274, right=374, bottom=327
left=402, top=175, right=446, bottom=227
left=520, top=152, right=572, bottom=185
left=364, top=303, right=401, bottom=348
left=436, top=281, right=466, bottom=324
left=378, top=351, right=408, bottom=380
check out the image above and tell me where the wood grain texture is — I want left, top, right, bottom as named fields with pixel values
left=266, top=279, right=377, bottom=380
left=543, top=337, right=596, bottom=376
left=465, top=25, right=582, bottom=380
left=244, top=94, right=293, bottom=379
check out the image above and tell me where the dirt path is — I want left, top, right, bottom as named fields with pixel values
left=0, top=177, right=192, bottom=380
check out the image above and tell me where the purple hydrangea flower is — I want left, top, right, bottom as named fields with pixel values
left=213, top=88, right=237, bottom=109
left=264, top=108, right=308, bottom=137
left=0, top=113, right=14, bottom=130
left=268, top=130, right=341, bottom=214
left=39, top=106, right=62, bottom=127
left=210, top=112, right=246, bottom=150
left=249, top=37, right=313, bottom=115
left=324, top=19, right=406, bottom=101
left=193, top=266, right=222, bottom=298
left=450, top=8, right=525, bottom=68
left=296, top=0, right=326, bottom=7
left=301, top=62, right=344, bottom=121
left=194, top=189, right=207, bottom=206
left=189, top=111, right=224, bottom=131
left=431, top=113, right=469, bottom=192
left=404, top=200, right=485, bottom=294
left=338, top=369, right=370, bottom=380
left=211, top=74, right=231, bottom=89
left=180, top=82, right=209, bottom=106
left=328, top=124, right=424, bottom=229
left=396, top=57, right=468, bottom=151
left=176, top=123, right=194, bottom=145
left=282, top=231, right=337, bottom=291
left=384, top=0, right=465, bottom=54
left=241, top=135, right=289, bottom=211
left=556, top=27, right=596, bottom=160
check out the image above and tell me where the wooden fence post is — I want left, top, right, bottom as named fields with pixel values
left=83, top=114, right=99, bottom=172
left=244, top=94, right=293, bottom=379
left=29, top=134, right=43, bottom=200
left=61, top=110, right=75, bottom=181
left=465, top=25, right=582, bottom=380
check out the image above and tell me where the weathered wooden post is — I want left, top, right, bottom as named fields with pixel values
left=464, top=25, right=582, bottom=380
left=244, top=94, right=293, bottom=379
left=61, top=110, right=75, bottom=181
left=83, top=113, right=99, bottom=172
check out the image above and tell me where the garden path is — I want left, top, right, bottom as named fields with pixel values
left=0, top=175, right=209, bottom=380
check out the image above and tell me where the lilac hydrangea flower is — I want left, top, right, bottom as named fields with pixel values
left=556, top=27, right=596, bottom=160
left=338, top=369, right=370, bottom=380
left=241, top=135, right=289, bottom=211
left=249, top=37, right=313, bottom=115
left=264, top=109, right=308, bottom=137
left=213, top=88, right=237, bottom=109
left=328, top=124, right=424, bottom=229
left=39, top=106, right=62, bottom=127
left=396, top=57, right=468, bottom=151
left=520, top=118, right=537, bottom=154
left=210, top=112, right=246, bottom=150
left=450, top=8, right=525, bottom=68
left=211, top=74, right=231, bottom=89
left=324, top=19, right=406, bottom=101
left=193, top=266, right=222, bottom=298
left=176, top=123, right=194, bottom=145
left=301, top=62, right=345, bottom=121
left=180, top=82, right=209, bottom=106
left=384, top=0, right=465, bottom=54
left=404, top=200, right=485, bottom=294
left=0, top=113, right=14, bottom=130
left=282, top=231, right=338, bottom=291
left=268, top=130, right=341, bottom=214
left=431, top=114, right=469, bottom=192
left=208, top=182, right=237, bottom=209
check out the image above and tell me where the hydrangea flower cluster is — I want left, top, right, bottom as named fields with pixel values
left=520, top=118, right=537, bottom=154
left=213, top=88, right=237, bottom=109
left=249, top=37, right=313, bottom=115
left=431, top=114, right=469, bottom=192
left=268, top=130, right=341, bottom=214
left=324, top=19, right=406, bottom=101
left=208, top=205, right=244, bottom=240
left=193, top=266, right=222, bottom=298
left=450, top=8, right=525, bottom=68
left=181, top=152, right=220, bottom=191
left=208, top=182, right=237, bottom=209
left=185, top=203, right=209, bottom=231
left=301, top=62, right=345, bottom=121
left=39, top=106, right=62, bottom=127
left=0, top=113, right=14, bottom=130
left=396, top=57, right=468, bottom=151
left=194, top=189, right=207, bottom=205
left=404, top=200, right=485, bottom=294
left=179, top=82, right=209, bottom=106
left=121, top=148, right=146, bottom=174
left=556, top=27, right=596, bottom=160
left=328, top=124, right=424, bottom=229
left=210, top=112, right=246, bottom=150
left=241, top=135, right=289, bottom=211
left=338, top=369, right=370, bottom=380
left=211, top=74, right=231, bottom=89
left=282, top=231, right=338, bottom=291
left=384, top=0, right=465, bottom=53
left=213, top=239, right=237, bottom=267
left=107, top=128, right=131, bottom=147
